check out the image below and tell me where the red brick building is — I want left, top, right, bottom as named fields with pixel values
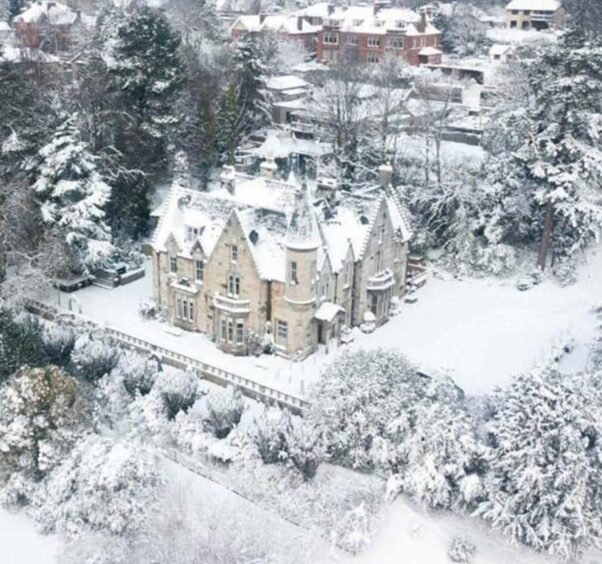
left=315, top=5, right=442, bottom=66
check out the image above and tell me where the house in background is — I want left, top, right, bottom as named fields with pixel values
left=505, top=0, right=565, bottom=30
left=489, top=44, right=515, bottom=63
left=13, top=0, right=81, bottom=52
left=151, top=164, right=412, bottom=359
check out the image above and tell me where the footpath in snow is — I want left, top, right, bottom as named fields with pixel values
left=0, top=508, right=58, bottom=564
left=48, top=246, right=602, bottom=397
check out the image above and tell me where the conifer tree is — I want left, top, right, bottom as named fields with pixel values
left=34, top=115, right=114, bottom=275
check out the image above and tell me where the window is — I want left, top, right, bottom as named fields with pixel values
left=182, top=299, right=188, bottom=320
left=375, top=251, right=383, bottom=273
left=236, top=320, right=244, bottom=344
left=221, top=318, right=227, bottom=340
left=275, top=320, right=288, bottom=346
left=389, top=37, right=402, bottom=49
left=228, top=275, right=240, bottom=297
left=186, top=226, right=200, bottom=241
left=367, top=52, right=379, bottom=63
left=323, top=32, right=338, bottom=44
left=170, top=256, right=177, bottom=273
left=290, top=261, right=299, bottom=285
left=231, top=243, right=238, bottom=263
left=189, top=301, right=194, bottom=322
left=176, top=297, right=182, bottom=318
left=227, top=319, right=234, bottom=342
left=347, top=34, right=358, bottom=45
left=370, top=293, right=378, bottom=316
left=195, top=260, right=204, bottom=282
left=367, top=36, right=380, bottom=48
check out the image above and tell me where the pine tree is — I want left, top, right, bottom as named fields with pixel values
left=511, top=31, right=602, bottom=272
left=218, top=80, right=244, bottom=165
left=479, top=368, right=602, bottom=560
left=107, top=6, right=185, bottom=134
left=0, top=0, right=9, bottom=22
left=34, top=115, right=115, bottom=275
left=232, top=36, right=272, bottom=134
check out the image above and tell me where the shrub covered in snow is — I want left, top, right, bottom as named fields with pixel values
left=252, top=408, right=291, bottom=464
left=287, top=422, right=325, bottom=481
left=309, top=349, right=426, bottom=470
left=70, top=334, right=121, bottom=382
left=156, top=369, right=199, bottom=420
left=448, top=536, right=476, bottom=563
left=114, top=351, right=159, bottom=397
left=41, top=322, right=76, bottom=366
left=205, top=386, right=244, bottom=438
left=478, top=367, right=602, bottom=560
left=0, top=366, right=86, bottom=503
left=34, top=434, right=161, bottom=536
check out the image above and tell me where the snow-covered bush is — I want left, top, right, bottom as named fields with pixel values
left=205, top=386, right=244, bottom=438
left=34, top=434, right=161, bottom=536
left=448, top=536, right=476, bottom=563
left=332, top=502, right=372, bottom=554
left=0, top=309, right=47, bottom=382
left=156, top=369, right=199, bottom=420
left=0, top=366, right=86, bottom=503
left=287, top=423, right=325, bottom=481
left=114, top=351, right=159, bottom=397
left=70, top=335, right=121, bottom=383
left=138, top=300, right=157, bottom=320
left=474, top=243, right=517, bottom=276
left=478, top=367, right=602, bottom=559
left=252, top=408, right=291, bottom=464
left=309, top=349, right=426, bottom=470
left=246, top=329, right=273, bottom=356
left=398, top=400, right=486, bottom=510
left=41, top=322, right=76, bottom=366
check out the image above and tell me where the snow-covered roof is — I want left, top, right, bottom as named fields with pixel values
left=266, top=75, right=309, bottom=91
left=0, top=22, right=11, bottom=32
left=505, top=0, right=560, bottom=11
left=154, top=166, right=412, bottom=281
left=231, top=14, right=320, bottom=35
left=14, top=1, right=78, bottom=25
left=489, top=43, right=513, bottom=56
left=0, top=45, right=60, bottom=63
left=314, top=301, right=344, bottom=322
left=419, top=46, right=442, bottom=56
left=250, top=131, right=331, bottom=159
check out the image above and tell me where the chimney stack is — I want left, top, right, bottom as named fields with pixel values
left=297, top=16, right=303, bottom=31
left=378, top=162, right=393, bottom=187
left=418, top=7, right=427, bottom=32
left=259, top=13, right=267, bottom=25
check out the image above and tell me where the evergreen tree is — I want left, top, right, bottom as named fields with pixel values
left=218, top=80, right=244, bottom=165
left=505, top=31, right=602, bottom=273
left=232, top=36, right=271, bottom=134
left=479, top=368, right=602, bottom=560
left=107, top=6, right=185, bottom=134
left=8, top=0, right=23, bottom=20
left=34, top=115, right=115, bottom=275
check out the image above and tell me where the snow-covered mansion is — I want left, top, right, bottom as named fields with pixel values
left=151, top=164, right=412, bottom=359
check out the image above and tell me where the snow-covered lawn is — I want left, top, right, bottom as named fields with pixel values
left=49, top=246, right=602, bottom=397
left=0, top=508, right=58, bottom=564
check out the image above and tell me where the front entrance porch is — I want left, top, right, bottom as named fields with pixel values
left=314, top=301, right=345, bottom=353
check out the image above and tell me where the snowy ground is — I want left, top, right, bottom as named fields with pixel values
left=47, top=245, right=602, bottom=397
left=0, top=508, right=58, bottom=564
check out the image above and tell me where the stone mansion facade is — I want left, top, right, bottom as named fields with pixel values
left=151, top=164, right=412, bottom=359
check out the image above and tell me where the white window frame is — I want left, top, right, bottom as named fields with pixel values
left=367, top=36, right=381, bottom=48
left=324, top=32, right=338, bottom=44
left=228, top=274, right=240, bottom=297
left=275, top=319, right=288, bottom=347
left=236, top=320, right=244, bottom=344
left=195, top=259, right=204, bottom=282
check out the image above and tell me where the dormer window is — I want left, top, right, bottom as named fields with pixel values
left=195, top=260, right=204, bottom=282
left=186, top=226, right=202, bottom=241
left=170, top=256, right=177, bottom=273
left=231, top=243, right=238, bottom=263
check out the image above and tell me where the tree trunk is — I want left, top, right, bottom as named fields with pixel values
left=537, top=200, right=554, bottom=270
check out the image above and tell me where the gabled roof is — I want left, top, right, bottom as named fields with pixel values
left=14, top=0, right=78, bottom=25
left=505, top=0, right=561, bottom=11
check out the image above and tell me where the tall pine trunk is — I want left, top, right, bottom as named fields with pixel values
left=537, top=200, right=554, bottom=270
